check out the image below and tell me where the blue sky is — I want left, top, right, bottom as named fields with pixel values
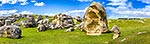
left=0, top=0, right=150, bottom=18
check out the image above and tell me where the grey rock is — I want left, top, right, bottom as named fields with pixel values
left=0, top=25, right=22, bottom=39
left=37, top=24, right=46, bottom=32
left=36, top=15, right=43, bottom=22
left=22, top=15, right=37, bottom=28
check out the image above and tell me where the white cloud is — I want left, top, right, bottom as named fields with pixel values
left=77, top=0, right=93, bottom=2
left=31, top=0, right=36, bottom=2
left=43, top=13, right=56, bottom=16
left=62, top=7, right=88, bottom=17
left=137, top=0, right=150, bottom=4
left=107, top=0, right=127, bottom=6
left=107, top=2, right=126, bottom=6
left=0, top=9, right=17, bottom=15
left=0, top=4, right=2, bottom=6
left=106, top=0, right=150, bottom=18
left=34, top=2, right=44, bottom=6
left=106, top=1, right=150, bottom=18
left=20, top=2, right=28, bottom=5
left=0, top=0, right=28, bottom=6
left=0, top=0, right=16, bottom=4
left=63, top=9, right=86, bottom=17
left=18, top=0, right=27, bottom=2
left=9, top=0, right=17, bottom=4
left=102, top=2, right=105, bottom=4
left=19, top=11, right=33, bottom=14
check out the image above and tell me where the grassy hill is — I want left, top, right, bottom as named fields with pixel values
left=0, top=16, right=150, bottom=44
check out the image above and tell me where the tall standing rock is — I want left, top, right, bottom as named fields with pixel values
left=82, top=2, right=108, bottom=35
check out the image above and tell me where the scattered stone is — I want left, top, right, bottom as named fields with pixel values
left=104, top=41, right=109, bottom=44
left=121, top=38, right=126, bottom=42
left=111, top=25, right=120, bottom=39
left=137, top=20, right=145, bottom=23
left=64, top=27, right=74, bottom=32
left=137, top=31, right=147, bottom=35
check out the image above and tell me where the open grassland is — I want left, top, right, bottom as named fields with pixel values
left=0, top=16, right=150, bottom=44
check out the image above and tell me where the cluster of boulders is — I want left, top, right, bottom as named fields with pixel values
left=36, top=13, right=75, bottom=32
left=0, top=2, right=121, bottom=39
left=0, top=15, right=20, bottom=27
left=0, top=14, right=22, bottom=39
left=52, top=13, right=74, bottom=28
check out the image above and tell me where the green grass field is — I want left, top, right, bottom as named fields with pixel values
left=0, top=17, right=150, bottom=44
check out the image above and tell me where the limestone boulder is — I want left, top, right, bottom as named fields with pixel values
left=81, top=2, right=108, bottom=35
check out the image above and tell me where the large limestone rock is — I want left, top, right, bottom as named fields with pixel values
left=0, top=25, right=22, bottom=39
left=81, top=2, right=108, bottom=35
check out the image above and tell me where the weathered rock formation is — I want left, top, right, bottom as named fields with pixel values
left=81, top=2, right=108, bottom=35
